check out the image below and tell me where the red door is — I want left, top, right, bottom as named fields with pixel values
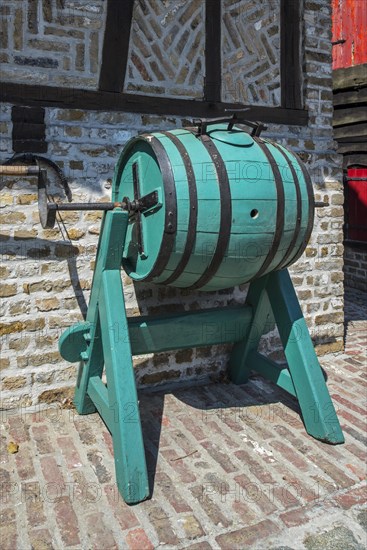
left=346, top=168, right=367, bottom=242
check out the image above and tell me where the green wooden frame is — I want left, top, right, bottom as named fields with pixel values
left=59, top=209, right=344, bottom=505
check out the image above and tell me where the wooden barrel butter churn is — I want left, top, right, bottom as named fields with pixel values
left=2, top=118, right=344, bottom=504
left=113, top=120, right=314, bottom=290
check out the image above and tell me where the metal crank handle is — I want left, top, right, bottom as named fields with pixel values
left=38, top=186, right=160, bottom=229
left=47, top=202, right=124, bottom=211
left=0, top=165, right=40, bottom=176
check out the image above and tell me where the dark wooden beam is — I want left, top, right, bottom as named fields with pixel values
left=337, top=142, right=367, bottom=154
left=0, top=82, right=308, bottom=126
left=333, top=63, right=367, bottom=92
left=333, top=106, right=367, bottom=127
left=333, top=87, right=367, bottom=107
left=280, top=0, right=302, bottom=109
left=98, top=0, right=135, bottom=92
left=343, top=154, right=367, bottom=168
left=334, top=123, right=367, bottom=141
left=11, top=139, right=47, bottom=153
left=12, top=122, right=45, bottom=140
left=11, top=106, right=45, bottom=123
left=11, top=105, right=47, bottom=154
left=204, top=0, right=221, bottom=102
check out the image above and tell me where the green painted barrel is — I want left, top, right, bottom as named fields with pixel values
left=112, top=124, right=314, bottom=291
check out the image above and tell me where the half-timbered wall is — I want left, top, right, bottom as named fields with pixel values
left=0, top=0, right=345, bottom=408
left=124, top=0, right=206, bottom=99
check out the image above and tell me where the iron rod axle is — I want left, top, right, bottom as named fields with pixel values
left=48, top=202, right=122, bottom=211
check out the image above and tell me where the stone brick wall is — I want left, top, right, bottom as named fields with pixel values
left=344, top=245, right=367, bottom=293
left=125, top=0, right=205, bottom=98
left=0, top=0, right=106, bottom=89
left=124, top=0, right=283, bottom=104
left=0, top=0, right=345, bottom=409
left=222, top=0, right=281, bottom=105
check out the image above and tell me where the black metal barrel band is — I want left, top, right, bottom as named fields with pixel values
left=186, top=133, right=232, bottom=290
left=251, top=138, right=285, bottom=280
left=268, top=141, right=302, bottom=271
left=159, top=131, right=198, bottom=285
left=141, top=135, right=178, bottom=281
left=284, top=149, right=315, bottom=267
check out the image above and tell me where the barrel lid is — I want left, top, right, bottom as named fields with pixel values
left=206, top=124, right=254, bottom=147
left=112, top=137, right=166, bottom=280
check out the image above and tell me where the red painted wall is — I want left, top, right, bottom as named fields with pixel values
left=332, top=0, right=367, bottom=69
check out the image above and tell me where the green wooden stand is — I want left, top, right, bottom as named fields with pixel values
left=59, top=209, right=344, bottom=505
left=229, top=271, right=345, bottom=445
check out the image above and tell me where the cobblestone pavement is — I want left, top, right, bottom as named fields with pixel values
left=1, top=288, right=366, bottom=549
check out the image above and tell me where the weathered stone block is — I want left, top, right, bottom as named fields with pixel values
left=66, top=228, right=85, bottom=240
left=0, top=266, right=10, bottom=278
left=28, top=38, right=70, bottom=52
left=38, top=387, right=74, bottom=404
left=2, top=376, right=27, bottom=390
left=17, top=351, right=60, bottom=369
left=0, top=212, right=26, bottom=224
left=14, top=56, right=58, bottom=68
left=56, top=109, right=87, bottom=122
left=16, top=194, right=38, bottom=205
left=0, top=284, right=17, bottom=297
left=0, top=358, right=10, bottom=371
left=36, top=298, right=60, bottom=312
left=65, top=126, right=82, bottom=138
left=315, top=313, right=344, bottom=325
left=0, top=194, right=14, bottom=207
left=140, top=369, right=181, bottom=385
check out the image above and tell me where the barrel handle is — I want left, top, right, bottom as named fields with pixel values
left=191, top=114, right=267, bottom=137
left=0, top=165, right=40, bottom=176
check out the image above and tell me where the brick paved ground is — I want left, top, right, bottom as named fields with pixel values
left=1, top=287, right=366, bottom=549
